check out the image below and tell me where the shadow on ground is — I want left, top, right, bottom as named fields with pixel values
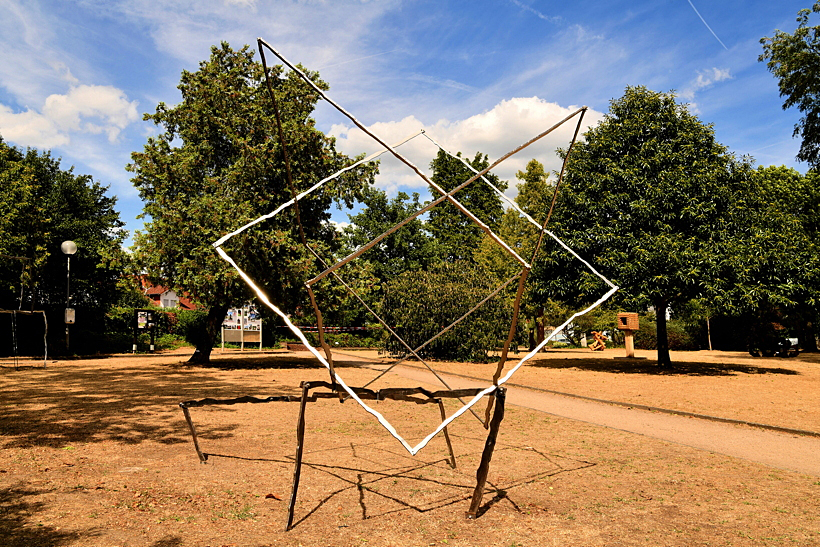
left=0, top=360, right=302, bottom=450
left=193, top=353, right=369, bottom=371
left=528, top=354, right=800, bottom=376
left=0, top=484, right=91, bottom=547
left=286, top=438, right=593, bottom=529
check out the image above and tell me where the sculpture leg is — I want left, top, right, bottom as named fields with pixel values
left=180, top=404, right=207, bottom=463
left=466, top=387, right=505, bottom=518
left=286, top=382, right=311, bottom=531
left=438, top=399, right=457, bottom=469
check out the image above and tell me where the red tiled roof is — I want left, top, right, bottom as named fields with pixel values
left=144, top=285, right=166, bottom=296
left=136, top=276, right=199, bottom=310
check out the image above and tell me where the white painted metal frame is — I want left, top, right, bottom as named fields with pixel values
left=212, top=40, right=618, bottom=455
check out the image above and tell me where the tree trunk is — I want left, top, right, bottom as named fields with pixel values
left=656, top=302, right=672, bottom=367
left=188, top=304, right=229, bottom=364
left=536, top=306, right=545, bottom=347
left=799, top=319, right=818, bottom=352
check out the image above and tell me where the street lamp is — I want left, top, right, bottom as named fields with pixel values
left=61, top=241, right=77, bottom=352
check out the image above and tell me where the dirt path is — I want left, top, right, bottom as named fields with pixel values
left=367, top=362, right=820, bottom=477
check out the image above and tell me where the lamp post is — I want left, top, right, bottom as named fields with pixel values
left=61, top=241, right=77, bottom=352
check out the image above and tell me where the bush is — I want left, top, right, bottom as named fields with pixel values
left=633, top=317, right=700, bottom=350
left=172, top=309, right=209, bottom=347
left=379, top=262, right=517, bottom=362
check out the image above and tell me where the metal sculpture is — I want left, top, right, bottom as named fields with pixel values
left=180, top=37, right=617, bottom=529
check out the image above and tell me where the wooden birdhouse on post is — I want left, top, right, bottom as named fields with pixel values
left=616, top=312, right=639, bottom=358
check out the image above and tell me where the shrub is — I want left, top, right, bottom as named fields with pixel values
left=173, top=309, right=209, bottom=347
left=379, top=262, right=517, bottom=362
left=633, top=317, right=700, bottom=350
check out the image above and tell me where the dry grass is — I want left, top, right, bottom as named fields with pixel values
left=0, top=348, right=818, bottom=546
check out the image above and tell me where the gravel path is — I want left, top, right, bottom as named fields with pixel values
left=380, top=363, right=820, bottom=477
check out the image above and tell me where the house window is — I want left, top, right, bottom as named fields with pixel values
left=161, top=290, right=179, bottom=308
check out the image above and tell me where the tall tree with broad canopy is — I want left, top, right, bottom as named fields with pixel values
left=428, top=150, right=507, bottom=262
left=129, top=43, right=375, bottom=363
left=760, top=2, right=820, bottom=168
left=0, top=136, right=126, bottom=353
left=726, top=165, right=820, bottom=351
left=546, top=86, right=757, bottom=367
left=473, top=159, right=552, bottom=346
left=342, top=185, right=438, bottom=283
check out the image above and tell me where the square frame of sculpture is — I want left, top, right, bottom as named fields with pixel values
left=180, top=37, right=617, bottom=530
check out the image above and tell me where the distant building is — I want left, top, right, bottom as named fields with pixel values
left=137, top=277, right=198, bottom=310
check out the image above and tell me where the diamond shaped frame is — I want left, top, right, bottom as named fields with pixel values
left=212, top=39, right=618, bottom=455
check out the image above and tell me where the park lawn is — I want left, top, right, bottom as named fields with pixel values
left=0, top=348, right=818, bottom=546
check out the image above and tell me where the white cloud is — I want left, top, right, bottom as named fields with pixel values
left=508, top=0, right=561, bottom=24
left=328, top=220, right=351, bottom=232
left=43, top=85, right=139, bottom=142
left=699, top=67, right=732, bottom=87
left=331, top=97, right=603, bottom=198
left=223, top=0, right=256, bottom=7
left=91, top=0, right=401, bottom=71
left=0, top=104, right=67, bottom=149
left=49, top=61, right=79, bottom=85
left=680, top=67, right=733, bottom=110
left=1, top=84, right=139, bottom=148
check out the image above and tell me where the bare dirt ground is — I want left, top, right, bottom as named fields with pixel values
left=408, top=348, right=820, bottom=434
left=1, top=347, right=819, bottom=546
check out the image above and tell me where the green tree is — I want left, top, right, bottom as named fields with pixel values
left=760, top=2, right=820, bottom=168
left=342, top=185, right=438, bottom=282
left=428, top=150, right=507, bottom=262
left=473, top=159, right=553, bottom=347
left=726, top=165, right=820, bottom=351
left=128, top=43, right=375, bottom=362
left=379, top=261, right=513, bottom=362
left=548, top=86, right=757, bottom=366
left=0, top=136, right=126, bottom=353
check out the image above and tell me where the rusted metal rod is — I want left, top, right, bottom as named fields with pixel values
left=467, top=386, right=506, bottom=518
left=286, top=381, right=312, bottom=531
left=439, top=399, right=457, bottom=469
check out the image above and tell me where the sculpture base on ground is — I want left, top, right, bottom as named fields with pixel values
left=179, top=383, right=506, bottom=530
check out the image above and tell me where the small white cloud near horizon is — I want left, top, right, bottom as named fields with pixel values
left=0, top=104, right=68, bottom=149
left=0, top=84, right=139, bottom=149
left=328, top=220, right=351, bottom=232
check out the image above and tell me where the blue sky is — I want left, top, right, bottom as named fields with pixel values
left=0, top=0, right=810, bottom=244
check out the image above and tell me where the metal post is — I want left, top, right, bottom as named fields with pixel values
left=65, top=255, right=70, bottom=352
left=286, top=382, right=311, bottom=531
left=467, top=387, right=506, bottom=518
